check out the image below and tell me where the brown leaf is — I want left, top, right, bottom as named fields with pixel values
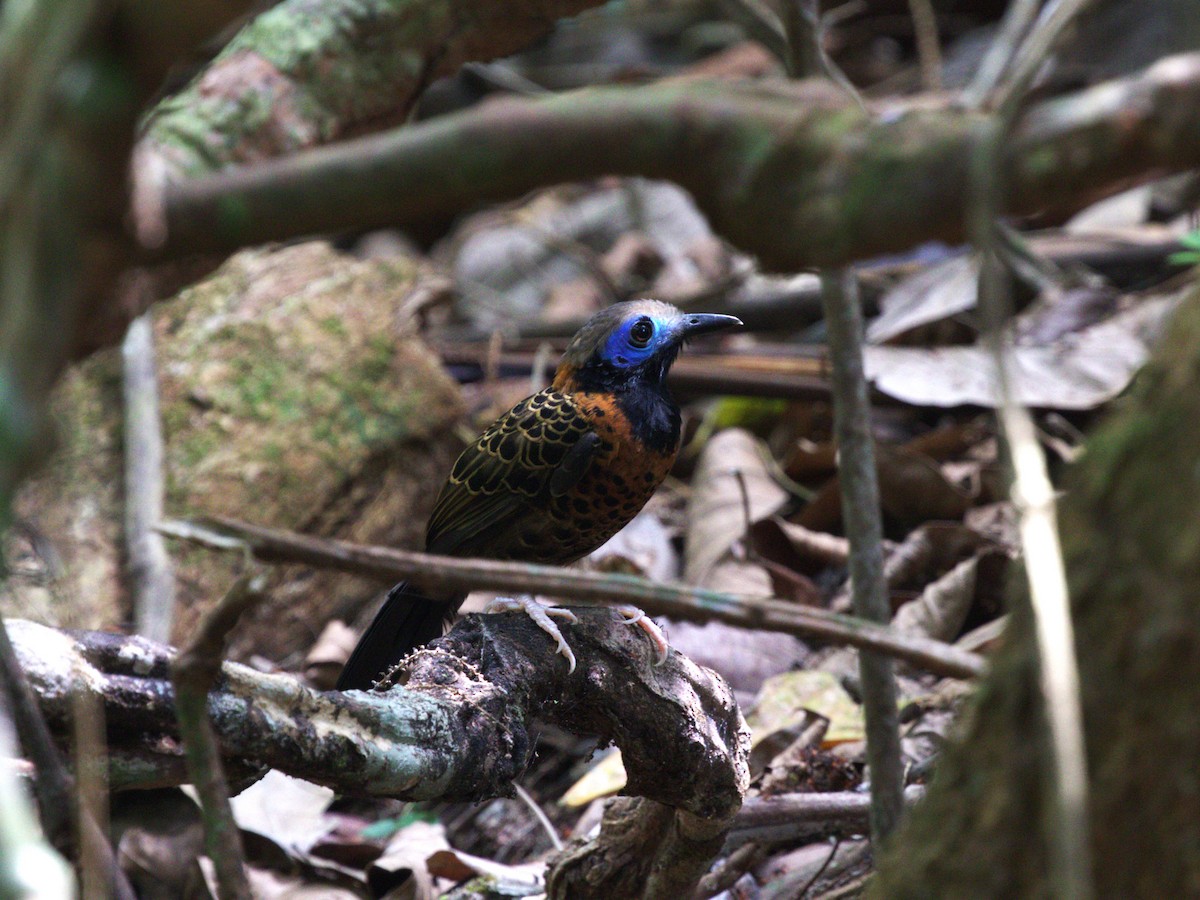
left=684, top=429, right=788, bottom=586
left=798, top=445, right=970, bottom=534
left=750, top=516, right=848, bottom=575
left=865, top=290, right=1183, bottom=408
left=891, top=555, right=980, bottom=643
left=368, top=821, right=451, bottom=900
left=112, top=789, right=209, bottom=900
left=304, top=620, right=359, bottom=689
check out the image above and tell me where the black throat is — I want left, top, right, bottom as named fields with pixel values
left=573, top=354, right=682, bottom=454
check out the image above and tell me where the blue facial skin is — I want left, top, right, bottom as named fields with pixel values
left=601, top=316, right=662, bottom=368
left=578, top=314, right=683, bottom=453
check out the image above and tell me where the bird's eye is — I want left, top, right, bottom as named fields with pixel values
left=629, top=318, right=654, bottom=348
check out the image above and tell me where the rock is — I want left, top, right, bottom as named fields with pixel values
left=7, top=242, right=465, bottom=663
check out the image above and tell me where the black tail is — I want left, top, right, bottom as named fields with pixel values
left=336, top=583, right=463, bottom=691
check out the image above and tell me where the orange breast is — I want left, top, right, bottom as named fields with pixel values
left=505, top=391, right=677, bottom=565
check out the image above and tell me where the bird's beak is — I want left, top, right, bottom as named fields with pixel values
left=674, top=313, right=743, bottom=341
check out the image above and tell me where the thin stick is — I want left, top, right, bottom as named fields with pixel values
left=71, top=684, right=108, bottom=900
left=158, top=517, right=987, bottom=680
left=906, top=0, right=943, bottom=91
left=122, top=311, right=176, bottom=643
left=513, top=782, right=563, bottom=851
left=171, top=572, right=265, bottom=900
left=968, top=1, right=1096, bottom=895
left=733, top=786, right=924, bottom=833
left=794, top=838, right=841, bottom=899
left=962, top=0, right=1043, bottom=107
left=781, top=0, right=823, bottom=78
left=780, top=0, right=866, bottom=108
left=818, top=270, right=904, bottom=844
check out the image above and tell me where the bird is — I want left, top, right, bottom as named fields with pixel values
left=336, top=299, right=741, bottom=691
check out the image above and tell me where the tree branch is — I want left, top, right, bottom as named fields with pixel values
left=10, top=610, right=747, bottom=898
left=137, top=0, right=605, bottom=187
left=158, top=516, right=987, bottom=679
left=820, top=270, right=903, bottom=842
left=8, top=611, right=748, bottom=814
left=156, top=52, right=1200, bottom=271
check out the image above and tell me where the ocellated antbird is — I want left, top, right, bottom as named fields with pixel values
left=337, top=299, right=741, bottom=690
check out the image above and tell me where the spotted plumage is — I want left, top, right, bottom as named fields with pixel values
left=337, top=300, right=741, bottom=691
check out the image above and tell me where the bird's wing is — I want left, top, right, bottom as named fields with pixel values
left=426, top=390, right=601, bottom=556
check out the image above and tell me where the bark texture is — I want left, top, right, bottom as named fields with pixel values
left=140, top=0, right=606, bottom=181
left=159, top=53, right=1200, bottom=271
left=8, top=608, right=748, bottom=816
left=872, top=285, right=1200, bottom=895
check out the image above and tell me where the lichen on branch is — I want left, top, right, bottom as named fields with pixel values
left=9, top=609, right=748, bottom=816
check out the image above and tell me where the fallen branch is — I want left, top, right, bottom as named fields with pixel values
left=159, top=516, right=986, bottom=679
left=731, top=786, right=926, bottom=838
left=9, top=609, right=748, bottom=899
left=157, top=52, right=1200, bottom=272
left=10, top=613, right=747, bottom=810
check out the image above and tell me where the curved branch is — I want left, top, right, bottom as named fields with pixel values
left=7, top=612, right=748, bottom=820
left=159, top=53, right=1200, bottom=271
left=160, top=516, right=987, bottom=679
left=140, top=0, right=606, bottom=182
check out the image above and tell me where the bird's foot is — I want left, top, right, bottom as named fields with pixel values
left=484, top=597, right=580, bottom=673
left=613, top=605, right=670, bottom=665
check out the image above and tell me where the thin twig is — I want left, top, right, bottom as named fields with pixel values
left=122, top=310, right=177, bottom=643
left=992, top=0, right=1097, bottom=120
left=780, top=0, right=866, bottom=109
left=171, top=572, right=266, bottom=900
left=967, top=1, right=1096, bottom=895
left=795, top=838, right=842, bottom=899
left=962, top=0, right=1043, bottom=108
left=158, top=517, right=987, bottom=679
left=731, top=787, right=922, bottom=838
left=514, top=782, right=563, bottom=851
left=781, top=0, right=823, bottom=78
left=906, top=0, right=943, bottom=91
left=71, top=684, right=108, bottom=900
left=818, top=270, right=904, bottom=843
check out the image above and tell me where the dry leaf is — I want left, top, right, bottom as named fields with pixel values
left=751, top=517, right=850, bottom=570
left=561, top=749, right=627, bottom=808
left=229, top=769, right=334, bottom=857
left=798, top=445, right=970, bottom=534
left=112, top=789, right=209, bottom=900
left=891, top=555, right=979, bottom=643
left=744, top=671, right=867, bottom=747
left=684, top=428, right=789, bottom=586
left=369, top=821, right=450, bottom=900
left=425, top=848, right=544, bottom=893
left=865, top=292, right=1182, bottom=409
left=586, top=511, right=678, bottom=583
left=867, top=253, right=980, bottom=345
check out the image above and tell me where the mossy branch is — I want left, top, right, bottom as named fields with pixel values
left=155, top=52, right=1200, bottom=271
left=10, top=610, right=747, bottom=898
left=138, top=0, right=606, bottom=185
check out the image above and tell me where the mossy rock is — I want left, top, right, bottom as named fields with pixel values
left=6, top=242, right=464, bottom=661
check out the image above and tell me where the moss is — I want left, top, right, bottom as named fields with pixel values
left=10, top=241, right=464, bottom=642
